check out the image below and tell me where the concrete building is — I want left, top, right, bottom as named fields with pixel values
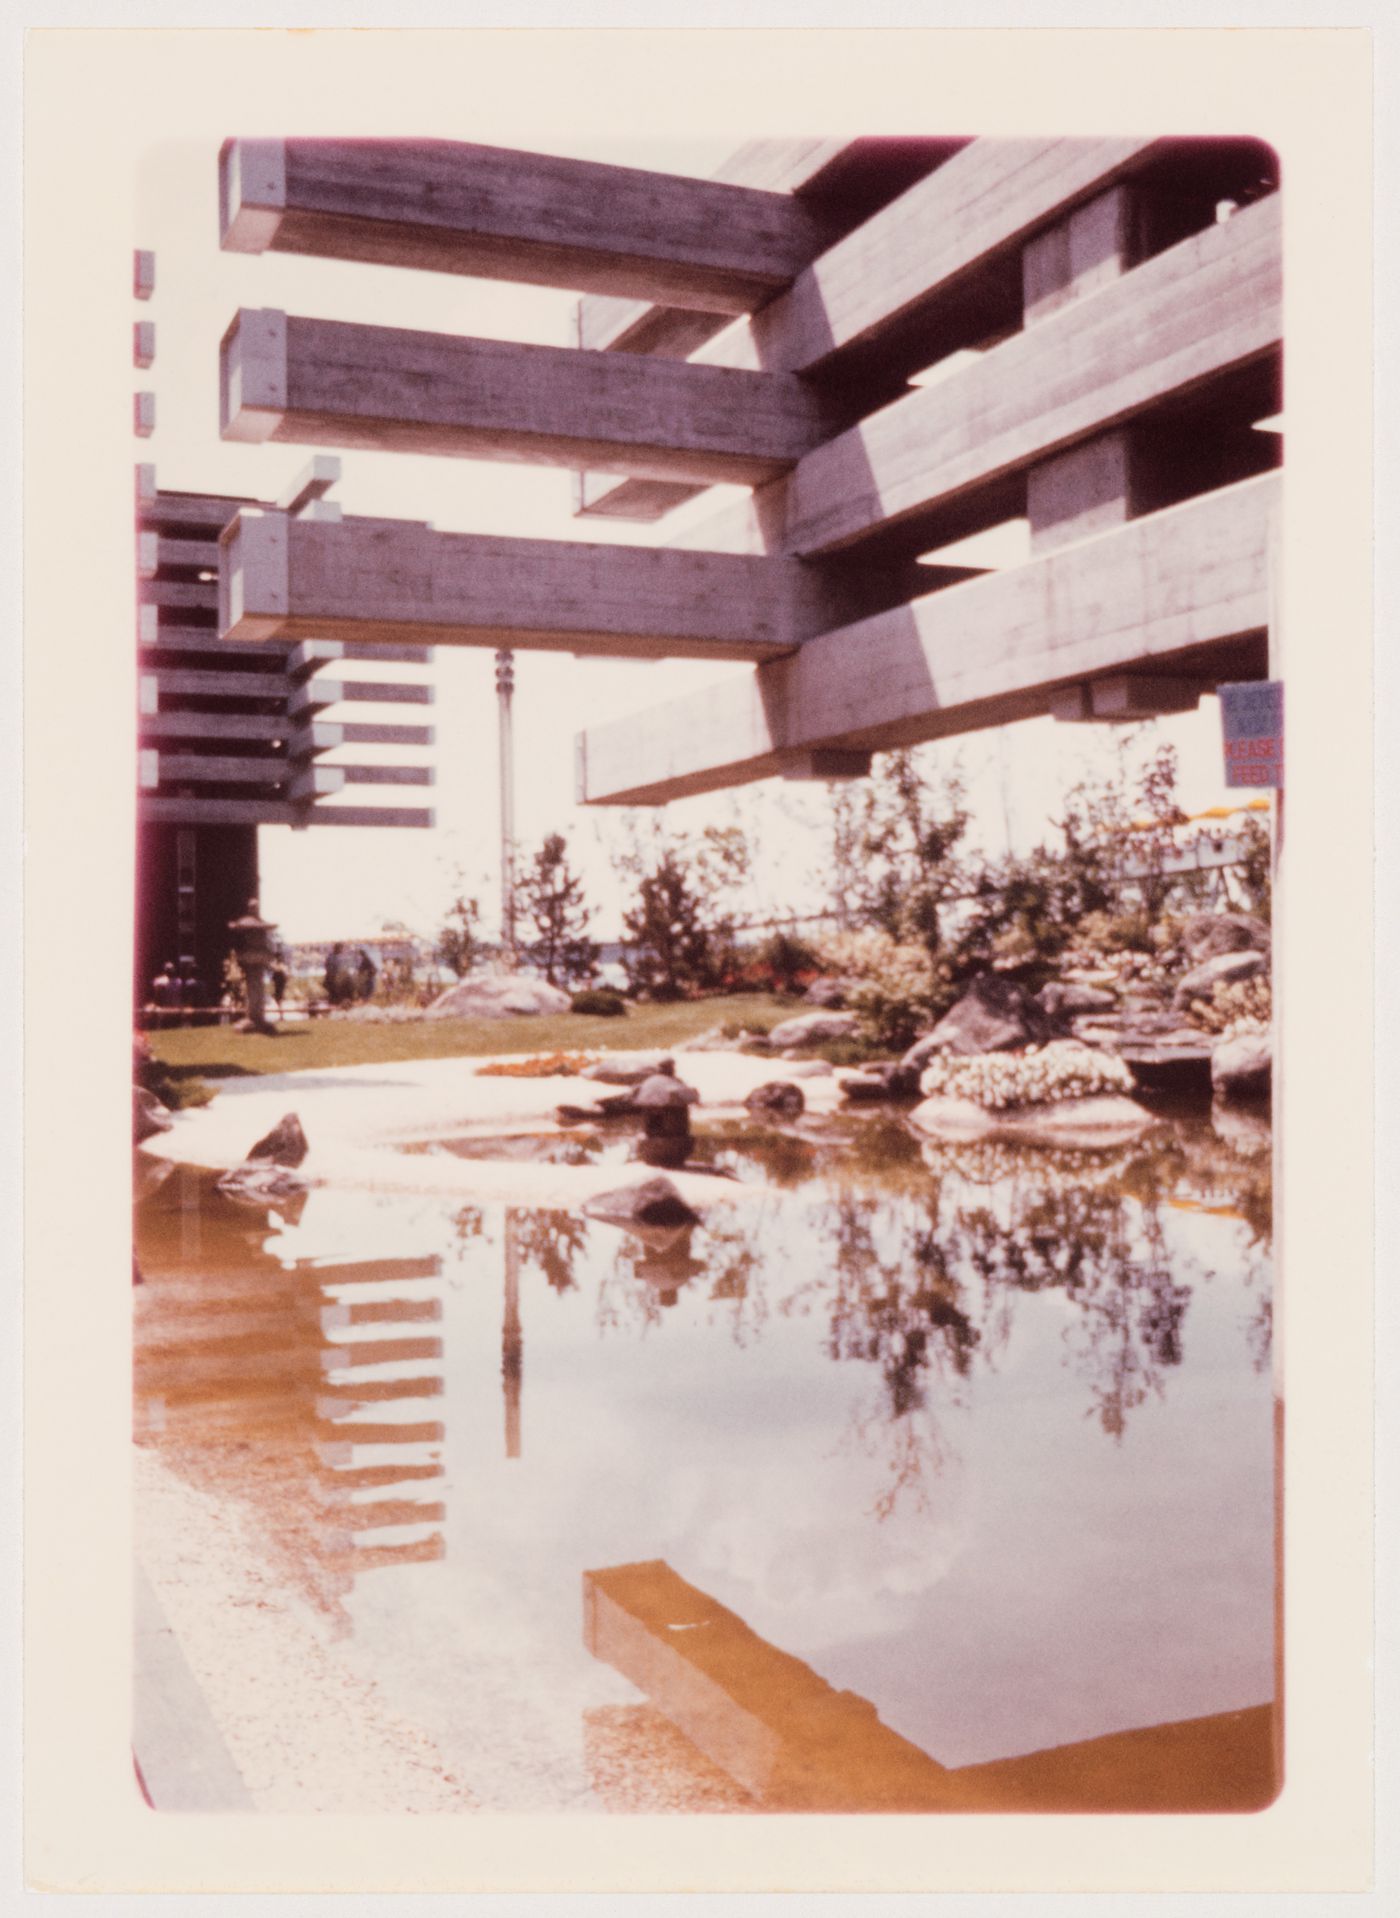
left=213, top=133, right=1280, bottom=820
left=135, top=458, right=435, bottom=1002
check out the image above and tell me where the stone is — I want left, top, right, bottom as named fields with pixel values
left=632, top=1071, right=700, bottom=1110
left=744, top=1081, right=806, bottom=1117
left=1211, top=1099, right=1272, bottom=1158
left=782, top=1058, right=834, bottom=1079
left=217, top=1162, right=310, bottom=1206
left=1037, top=981, right=1117, bottom=1019
left=1173, top=948, right=1267, bottom=1010
left=837, top=1066, right=899, bottom=1103
left=766, top=1010, right=860, bottom=1048
left=427, top=971, right=571, bottom=1019
left=244, top=1111, right=309, bottom=1167
left=909, top=1092, right=1156, bottom=1149
left=134, top=1086, right=173, bottom=1144
left=917, top=974, right=1054, bottom=1057
left=580, top=1053, right=674, bottom=1086
left=1180, top=911, right=1271, bottom=965
left=802, top=976, right=852, bottom=1008
left=584, top=1177, right=702, bottom=1231
left=1211, top=1029, right=1272, bottom=1101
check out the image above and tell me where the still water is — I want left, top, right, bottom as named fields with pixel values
left=134, top=1108, right=1278, bottom=1813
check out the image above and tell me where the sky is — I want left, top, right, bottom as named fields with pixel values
left=136, top=130, right=1259, bottom=947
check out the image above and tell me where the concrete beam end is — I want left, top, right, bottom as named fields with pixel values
left=219, top=138, right=287, bottom=252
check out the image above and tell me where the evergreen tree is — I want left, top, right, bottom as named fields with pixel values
left=518, top=834, right=598, bottom=985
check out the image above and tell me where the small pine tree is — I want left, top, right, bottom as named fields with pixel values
left=518, top=834, right=598, bottom=986
left=621, top=850, right=728, bottom=1000
left=436, top=893, right=482, bottom=979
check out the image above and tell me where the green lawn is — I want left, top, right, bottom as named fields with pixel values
left=146, top=993, right=794, bottom=1080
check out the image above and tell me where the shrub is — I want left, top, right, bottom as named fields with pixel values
left=570, top=988, right=627, bottom=1018
left=815, top=928, right=955, bottom=1051
left=1188, top=975, right=1273, bottom=1035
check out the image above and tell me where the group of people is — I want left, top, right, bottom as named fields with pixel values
left=322, top=943, right=379, bottom=1007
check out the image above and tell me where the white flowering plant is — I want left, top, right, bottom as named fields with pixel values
left=919, top=1040, right=1135, bottom=1111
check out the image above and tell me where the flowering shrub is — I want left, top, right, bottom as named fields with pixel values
left=815, top=928, right=954, bottom=1050
left=1189, top=976, right=1273, bottom=1036
left=919, top=1040, right=1135, bottom=1111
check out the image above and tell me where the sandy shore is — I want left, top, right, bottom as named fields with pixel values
left=141, top=1047, right=845, bottom=1211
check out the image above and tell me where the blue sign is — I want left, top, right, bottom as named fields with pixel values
left=1219, top=680, right=1284, bottom=788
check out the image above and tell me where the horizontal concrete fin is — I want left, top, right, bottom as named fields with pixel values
left=140, top=796, right=434, bottom=828
left=577, top=473, right=1276, bottom=805
left=145, top=667, right=289, bottom=700
left=151, top=754, right=288, bottom=784
left=220, top=310, right=837, bottom=484
left=220, top=513, right=903, bottom=661
left=221, top=137, right=835, bottom=312
left=139, top=711, right=287, bottom=743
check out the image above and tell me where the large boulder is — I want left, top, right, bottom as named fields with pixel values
left=1173, top=948, right=1268, bottom=1011
left=803, top=976, right=853, bottom=1008
left=767, top=1010, right=861, bottom=1049
left=580, top=1053, right=674, bottom=1086
left=245, top=1112, right=309, bottom=1167
left=427, top=971, right=571, bottom=1019
left=910, top=1093, right=1155, bottom=1149
left=744, top=1081, right=805, bottom=1117
left=1180, top=912, right=1271, bottom=965
left=1037, top=981, right=1117, bottom=1020
left=1211, top=1029, right=1272, bottom=1101
left=583, top=1176, right=702, bottom=1231
left=916, top=975, right=1054, bottom=1058
left=134, top=1086, right=173, bottom=1144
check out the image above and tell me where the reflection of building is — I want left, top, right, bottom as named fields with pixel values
left=134, top=462, right=434, bottom=1002
left=135, top=1167, right=447, bottom=1622
left=583, top=1559, right=1278, bottom=1813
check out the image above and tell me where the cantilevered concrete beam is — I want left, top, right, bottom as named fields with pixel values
left=218, top=510, right=933, bottom=661
left=219, top=138, right=836, bottom=313
left=720, top=193, right=1280, bottom=561
left=220, top=311, right=838, bottom=484
left=575, top=473, right=1276, bottom=805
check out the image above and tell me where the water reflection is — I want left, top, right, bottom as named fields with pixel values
left=135, top=1165, right=448, bottom=1629
left=135, top=1106, right=1275, bottom=1808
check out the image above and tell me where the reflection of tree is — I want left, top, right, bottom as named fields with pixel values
left=516, top=1208, right=589, bottom=1294
left=788, top=1191, right=983, bottom=1520
left=451, top=1203, right=485, bottom=1248
left=936, top=1170, right=1193, bottom=1439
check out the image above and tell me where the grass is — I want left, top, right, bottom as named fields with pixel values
left=146, top=993, right=795, bottom=1080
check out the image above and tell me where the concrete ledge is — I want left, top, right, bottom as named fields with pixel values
left=132, top=1565, right=253, bottom=1811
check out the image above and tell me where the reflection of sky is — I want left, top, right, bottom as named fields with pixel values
left=264, top=1123, right=1275, bottom=1781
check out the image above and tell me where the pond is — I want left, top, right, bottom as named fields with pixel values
left=133, top=1104, right=1278, bottom=1814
